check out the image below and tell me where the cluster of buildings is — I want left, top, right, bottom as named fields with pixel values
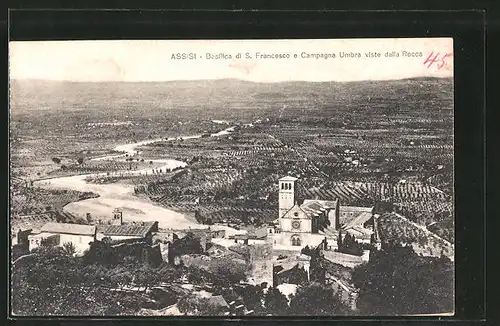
left=13, top=175, right=378, bottom=314
left=17, top=209, right=159, bottom=256
left=266, top=176, right=375, bottom=310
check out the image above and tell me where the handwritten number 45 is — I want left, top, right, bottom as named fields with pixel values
left=424, top=52, right=453, bottom=69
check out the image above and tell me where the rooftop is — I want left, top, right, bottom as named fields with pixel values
left=303, top=199, right=339, bottom=209
left=41, top=222, right=96, bottom=236
left=340, top=205, right=373, bottom=212
left=343, top=212, right=373, bottom=230
left=322, top=250, right=364, bottom=269
left=279, top=176, right=298, bottom=182
left=101, top=224, right=154, bottom=238
left=207, top=295, right=229, bottom=308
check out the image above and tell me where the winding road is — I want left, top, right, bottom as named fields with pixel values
left=34, top=127, right=244, bottom=236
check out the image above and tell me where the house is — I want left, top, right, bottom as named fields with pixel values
left=211, top=238, right=239, bottom=248
left=229, top=229, right=267, bottom=245
left=28, top=222, right=97, bottom=255
left=97, top=222, right=157, bottom=244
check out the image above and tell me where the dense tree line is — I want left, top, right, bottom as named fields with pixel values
left=336, top=230, right=364, bottom=256
left=352, top=243, right=454, bottom=315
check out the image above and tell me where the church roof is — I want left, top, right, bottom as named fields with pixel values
left=303, top=199, right=339, bottom=209
left=282, top=204, right=313, bottom=219
left=279, top=176, right=298, bottom=182
left=340, top=205, right=373, bottom=212
left=300, top=199, right=339, bottom=218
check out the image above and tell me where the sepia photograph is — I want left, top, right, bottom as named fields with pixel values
left=9, top=38, right=454, bottom=317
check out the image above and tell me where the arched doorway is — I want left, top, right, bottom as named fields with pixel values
left=291, top=234, right=301, bottom=247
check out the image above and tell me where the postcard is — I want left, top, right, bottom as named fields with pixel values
left=10, top=38, right=454, bottom=316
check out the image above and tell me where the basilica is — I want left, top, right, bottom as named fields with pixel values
left=268, top=176, right=374, bottom=251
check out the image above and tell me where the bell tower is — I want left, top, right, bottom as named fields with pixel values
left=112, top=208, right=123, bottom=225
left=279, top=176, right=298, bottom=218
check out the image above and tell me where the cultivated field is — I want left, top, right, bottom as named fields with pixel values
left=10, top=77, right=454, bottom=246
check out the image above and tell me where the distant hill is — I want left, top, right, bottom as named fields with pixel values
left=10, top=78, right=453, bottom=120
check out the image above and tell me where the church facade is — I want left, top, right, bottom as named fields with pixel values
left=268, top=176, right=375, bottom=252
left=269, top=176, right=342, bottom=251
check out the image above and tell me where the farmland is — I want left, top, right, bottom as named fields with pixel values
left=376, top=212, right=454, bottom=260
left=10, top=77, right=454, bottom=248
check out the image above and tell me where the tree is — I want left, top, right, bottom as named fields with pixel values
left=352, top=243, right=454, bottom=315
left=12, top=245, right=162, bottom=316
left=52, top=157, right=61, bottom=164
left=337, top=232, right=363, bottom=256
left=289, top=282, right=348, bottom=316
left=263, top=286, right=289, bottom=316
left=247, top=284, right=266, bottom=311
left=177, top=295, right=227, bottom=316
left=301, top=245, right=312, bottom=256
left=82, top=240, right=117, bottom=266
left=77, top=157, right=84, bottom=164
left=62, top=242, right=76, bottom=257
left=208, top=259, right=248, bottom=285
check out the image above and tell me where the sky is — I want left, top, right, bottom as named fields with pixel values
left=9, top=38, right=453, bottom=82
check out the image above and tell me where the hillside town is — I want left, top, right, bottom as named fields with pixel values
left=10, top=39, right=455, bottom=316
left=13, top=175, right=384, bottom=315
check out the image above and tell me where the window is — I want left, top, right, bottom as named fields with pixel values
left=291, top=235, right=301, bottom=246
left=269, top=229, right=273, bottom=234
left=281, top=183, right=284, bottom=190
left=294, top=212, right=299, bottom=217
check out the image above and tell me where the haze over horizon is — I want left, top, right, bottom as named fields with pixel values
left=11, top=75, right=452, bottom=83
left=9, top=39, right=453, bottom=83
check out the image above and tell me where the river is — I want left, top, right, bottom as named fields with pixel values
left=34, top=126, right=245, bottom=236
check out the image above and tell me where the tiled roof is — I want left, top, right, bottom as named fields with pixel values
left=41, top=222, right=96, bottom=236
left=344, top=212, right=373, bottom=230
left=102, top=224, right=154, bottom=237
left=279, top=176, right=298, bottom=182
left=239, top=227, right=268, bottom=239
left=340, top=205, right=373, bottom=212
left=302, top=199, right=339, bottom=209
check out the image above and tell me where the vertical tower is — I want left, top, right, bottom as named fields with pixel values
left=279, top=176, right=298, bottom=218
left=112, top=208, right=123, bottom=225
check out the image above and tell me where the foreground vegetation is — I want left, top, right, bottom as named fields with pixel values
left=12, top=238, right=453, bottom=316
